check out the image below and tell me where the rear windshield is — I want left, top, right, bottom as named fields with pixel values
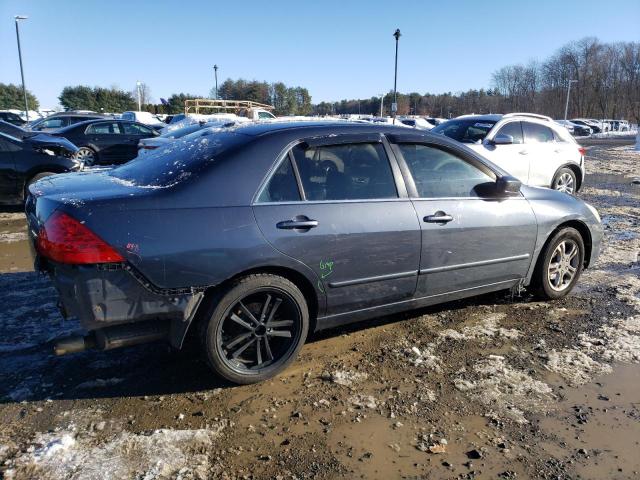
left=160, top=123, right=205, bottom=139
left=432, top=119, right=497, bottom=143
left=109, top=130, right=249, bottom=188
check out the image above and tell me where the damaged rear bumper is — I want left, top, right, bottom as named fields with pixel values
left=44, top=261, right=205, bottom=352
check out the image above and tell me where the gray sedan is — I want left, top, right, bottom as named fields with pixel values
left=27, top=122, right=602, bottom=384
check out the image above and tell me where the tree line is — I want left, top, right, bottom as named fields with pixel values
left=1, top=37, right=637, bottom=121
left=314, top=37, right=640, bottom=121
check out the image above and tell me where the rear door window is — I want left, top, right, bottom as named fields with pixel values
left=122, top=123, right=154, bottom=135
left=290, top=142, right=397, bottom=201
left=495, top=122, right=523, bottom=144
left=86, top=122, right=121, bottom=134
left=37, top=118, right=66, bottom=130
left=397, top=144, right=495, bottom=198
left=522, top=122, right=554, bottom=143
left=257, top=157, right=301, bottom=203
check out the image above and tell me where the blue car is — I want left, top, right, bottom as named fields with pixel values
left=26, top=121, right=603, bottom=384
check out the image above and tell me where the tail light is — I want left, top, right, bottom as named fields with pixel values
left=36, top=211, right=124, bottom=264
left=139, top=145, right=158, bottom=150
left=578, top=147, right=586, bottom=156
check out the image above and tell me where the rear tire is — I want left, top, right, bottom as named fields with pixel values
left=532, top=227, right=585, bottom=300
left=552, top=168, right=577, bottom=195
left=200, top=274, right=309, bottom=384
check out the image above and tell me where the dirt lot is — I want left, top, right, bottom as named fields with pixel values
left=0, top=142, right=638, bottom=480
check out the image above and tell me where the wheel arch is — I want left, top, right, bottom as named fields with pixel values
left=179, top=265, right=321, bottom=349
left=526, top=219, right=593, bottom=286
left=552, top=163, right=583, bottom=191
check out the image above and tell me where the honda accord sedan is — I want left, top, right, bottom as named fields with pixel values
left=26, top=122, right=602, bottom=384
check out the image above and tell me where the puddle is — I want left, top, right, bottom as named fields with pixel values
left=0, top=212, right=33, bottom=273
left=538, top=363, right=640, bottom=479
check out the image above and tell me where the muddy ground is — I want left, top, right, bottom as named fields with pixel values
left=0, top=141, right=638, bottom=480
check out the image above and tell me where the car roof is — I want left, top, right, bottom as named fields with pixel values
left=454, top=114, right=504, bottom=122
left=54, top=118, right=142, bottom=133
left=228, top=120, right=414, bottom=137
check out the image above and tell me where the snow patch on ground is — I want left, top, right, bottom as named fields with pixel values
left=546, top=349, right=612, bottom=386
left=579, top=316, right=640, bottom=363
left=6, top=421, right=230, bottom=480
left=408, top=343, right=443, bottom=373
left=439, top=313, right=520, bottom=341
left=322, top=370, right=368, bottom=386
left=0, top=231, right=28, bottom=243
left=454, top=355, right=554, bottom=424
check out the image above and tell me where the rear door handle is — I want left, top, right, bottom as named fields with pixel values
left=276, top=217, right=319, bottom=230
left=519, top=150, right=529, bottom=155
left=424, top=212, right=453, bottom=224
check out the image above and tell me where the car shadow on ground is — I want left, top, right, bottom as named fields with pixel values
left=0, top=269, right=524, bottom=404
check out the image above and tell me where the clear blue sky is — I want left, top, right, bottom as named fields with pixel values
left=1, top=0, right=639, bottom=108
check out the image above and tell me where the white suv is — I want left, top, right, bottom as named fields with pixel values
left=432, top=113, right=585, bottom=194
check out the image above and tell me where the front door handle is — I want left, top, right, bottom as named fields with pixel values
left=519, top=150, right=529, bottom=155
left=424, top=212, right=453, bottom=224
left=276, top=216, right=319, bottom=230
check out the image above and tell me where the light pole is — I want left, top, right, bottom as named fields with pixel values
left=564, top=79, right=577, bottom=120
left=213, top=65, right=219, bottom=100
left=379, top=93, right=384, bottom=117
left=136, top=81, right=142, bottom=111
left=392, top=28, right=401, bottom=124
left=14, top=15, right=29, bottom=121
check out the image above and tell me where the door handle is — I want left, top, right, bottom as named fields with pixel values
left=424, top=212, right=453, bottom=224
left=276, top=217, right=319, bottom=230
left=519, top=150, right=529, bottom=155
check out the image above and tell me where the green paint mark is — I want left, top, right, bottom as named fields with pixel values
left=317, top=259, right=334, bottom=293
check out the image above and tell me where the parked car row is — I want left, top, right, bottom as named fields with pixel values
left=0, top=121, right=80, bottom=205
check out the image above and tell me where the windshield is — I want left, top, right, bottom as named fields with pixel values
left=432, top=119, right=497, bottom=143
left=109, top=129, right=249, bottom=188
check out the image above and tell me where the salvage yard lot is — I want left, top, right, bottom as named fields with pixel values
left=0, top=141, right=638, bottom=479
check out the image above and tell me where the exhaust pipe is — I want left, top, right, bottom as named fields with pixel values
left=53, top=321, right=169, bottom=355
left=54, top=334, right=96, bottom=355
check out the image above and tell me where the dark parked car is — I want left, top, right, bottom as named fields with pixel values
left=27, top=122, right=602, bottom=384
left=50, top=119, right=159, bottom=165
left=0, top=111, right=27, bottom=127
left=28, top=113, right=108, bottom=132
left=0, top=123, right=79, bottom=205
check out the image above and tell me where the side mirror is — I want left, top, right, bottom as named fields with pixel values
left=496, top=175, right=521, bottom=196
left=492, top=133, right=513, bottom=145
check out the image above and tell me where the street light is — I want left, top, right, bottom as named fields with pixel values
left=564, top=79, right=578, bottom=120
left=213, top=65, right=219, bottom=100
left=392, top=28, right=401, bottom=124
left=136, top=81, right=142, bottom=111
left=14, top=15, right=29, bottom=121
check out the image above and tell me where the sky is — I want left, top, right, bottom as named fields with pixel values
left=1, top=0, right=639, bottom=109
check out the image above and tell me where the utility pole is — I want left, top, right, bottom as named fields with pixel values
left=213, top=65, right=219, bottom=100
left=392, top=29, right=401, bottom=124
left=14, top=15, right=29, bottom=121
left=564, top=79, right=577, bottom=120
left=379, top=94, right=384, bottom=117
left=136, top=81, right=142, bottom=111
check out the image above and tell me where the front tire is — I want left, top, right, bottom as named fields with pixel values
left=552, top=168, right=577, bottom=195
left=532, top=227, right=585, bottom=300
left=200, top=274, right=309, bottom=384
left=74, top=147, right=98, bottom=166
